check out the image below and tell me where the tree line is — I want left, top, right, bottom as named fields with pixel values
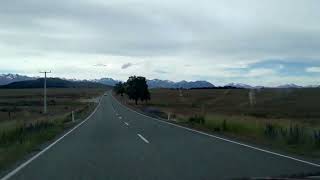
left=113, top=76, right=150, bottom=105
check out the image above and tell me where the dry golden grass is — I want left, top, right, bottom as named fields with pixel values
left=116, top=88, right=320, bottom=158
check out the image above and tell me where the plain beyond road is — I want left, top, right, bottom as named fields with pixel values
left=2, top=91, right=319, bottom=180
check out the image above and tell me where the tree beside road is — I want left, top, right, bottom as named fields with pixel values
left=114, top=76, right=150, bottom=105
left=114, top=82, right=125, bottom=96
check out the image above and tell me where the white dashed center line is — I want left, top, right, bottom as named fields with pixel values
left=137, top=134, right=150, bottom=144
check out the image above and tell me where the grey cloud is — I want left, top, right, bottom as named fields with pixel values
left=121, top=63, right=134, bottom=69
left=1, top=0, right=320, bottom=86
left=154, top=70, right=168, bottom=74
left=94, top=63, right=107, bottom=67
left=1, top=0, right=319, bottom=59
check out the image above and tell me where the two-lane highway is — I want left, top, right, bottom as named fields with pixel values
left=2, top=92, right=319, bottom=180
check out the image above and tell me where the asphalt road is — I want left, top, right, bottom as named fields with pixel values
left=2, top=92, right=319, bottom=180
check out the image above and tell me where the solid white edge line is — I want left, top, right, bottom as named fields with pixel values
left=0, top=96, right=104, bottom=180
left=110, top=93, right=320, bottom=168
left=137, top=134, right=150, bottom=144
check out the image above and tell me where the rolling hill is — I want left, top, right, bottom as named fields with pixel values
left=0, top=78, right=111, bottom=89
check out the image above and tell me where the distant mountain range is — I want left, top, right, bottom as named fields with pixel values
left=225, top=83, right=255, bottom=89
left=0, top=77, right=111, bottom=89
left=0, top=73, right=318, bottom=89
left=0, top=74, right=216, bottom=89
left=275, top=84, right=303, bottom=89
left=224, top=83, right=307, bottom=89
left=0, top=74, right=36, bottom=85
left=93, top=78, right=121, bottom=86
left=146, top=79, right=215, bottom=89
left=93, top=78, right=215, bottom=89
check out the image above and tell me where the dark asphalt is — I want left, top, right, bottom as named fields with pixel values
left=3, top=92, right=319, bottom=180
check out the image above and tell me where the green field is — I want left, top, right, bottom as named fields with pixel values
left=0, top=88, right=106, bottom=173
left=115, top=88, right=320, bottom=158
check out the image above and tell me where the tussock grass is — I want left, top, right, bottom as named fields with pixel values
left=116, top=88, right=320, bottom=158
left=179, top=114, right=320, bottom=157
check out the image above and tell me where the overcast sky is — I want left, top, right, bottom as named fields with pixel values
left=0, top=0, right=320, bottom=86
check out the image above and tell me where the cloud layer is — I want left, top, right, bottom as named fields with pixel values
left=1, top=0, right=320, bottom=85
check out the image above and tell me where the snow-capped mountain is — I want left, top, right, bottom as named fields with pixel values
left=0, top=74, right=36, bottom=85
left=225, top=83, right=308, bottom=89
left=147, top=79, right=215, bottom=89
left=75, top=77, right=215, bottom=89
left=276, top=84, right=303, bottom=88
left=147, top=79, right=175, bottom=88
left=93, top=78, right=121, bottom=86
left=0, top=73, right=317, bottom=89
left=225, top=83, right=253, bottom=89
left=174, top=80, right=215, bottom=89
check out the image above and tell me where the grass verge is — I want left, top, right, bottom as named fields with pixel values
left=0, top=102, right=97, bottom=175
left=179, top=114, right=320, bottom=158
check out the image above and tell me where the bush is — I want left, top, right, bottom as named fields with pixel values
left=279, top=127, right=288, bottom=137
left=0, top=121, right=55, bottom=145
left=191, top=103, right=197, bottom=108
left=286, top=124, right=305, bottom=145
left=49, top=99, right=56, bottom=105
left=250, top=111, right=268, bottom=118
left=171, top=113, right=176, bottom=119
left=213, top=127, right=221, bottom=132
left=222, top=119, right=228, bottom=131
left=313, top=130, right=320, bottom=146
left=264, top=123, right=277, bottom=139
left=188, top=115, right=205, bottom=125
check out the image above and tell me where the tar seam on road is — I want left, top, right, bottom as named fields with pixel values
left=0, top=96, right=104, bottom=180
left=110, top=93, right=320, bottom=168
left=138, top=134, right=150, bottom=144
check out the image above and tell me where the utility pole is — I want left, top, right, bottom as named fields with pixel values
left=40, top=71, right=51, bottom=114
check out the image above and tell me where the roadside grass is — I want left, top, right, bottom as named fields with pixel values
left=0, top=88, right=105, bottom=174
left=175, top=114, right=320, bottom=157
left=0, top=120, right=63, bottom=171
left=114, top=88, right=320, bottom=158
left=0, top=103, right=96, bottom=171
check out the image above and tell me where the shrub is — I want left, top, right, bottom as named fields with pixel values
left=171, top=113, right=176, bottom=119
left=213, top=127, right=221, bottom=132
left=286, top=124, right=305, bottom=145
left=49, top=99, right=56, bottom=105
left=250, top=112, right=268, bottom=118
left=264, top=123, right=277, bottom=139
left=222, top=120, right=228, bottom=131
left=191, top=103, right=197, bottom=108
left=188, top=115, right=205, bottom=125
left=0, top=121, right=55, bottom=145
left=313, top=130, right=320, bottom=146
left=279, top=127, right=288, bottom=137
